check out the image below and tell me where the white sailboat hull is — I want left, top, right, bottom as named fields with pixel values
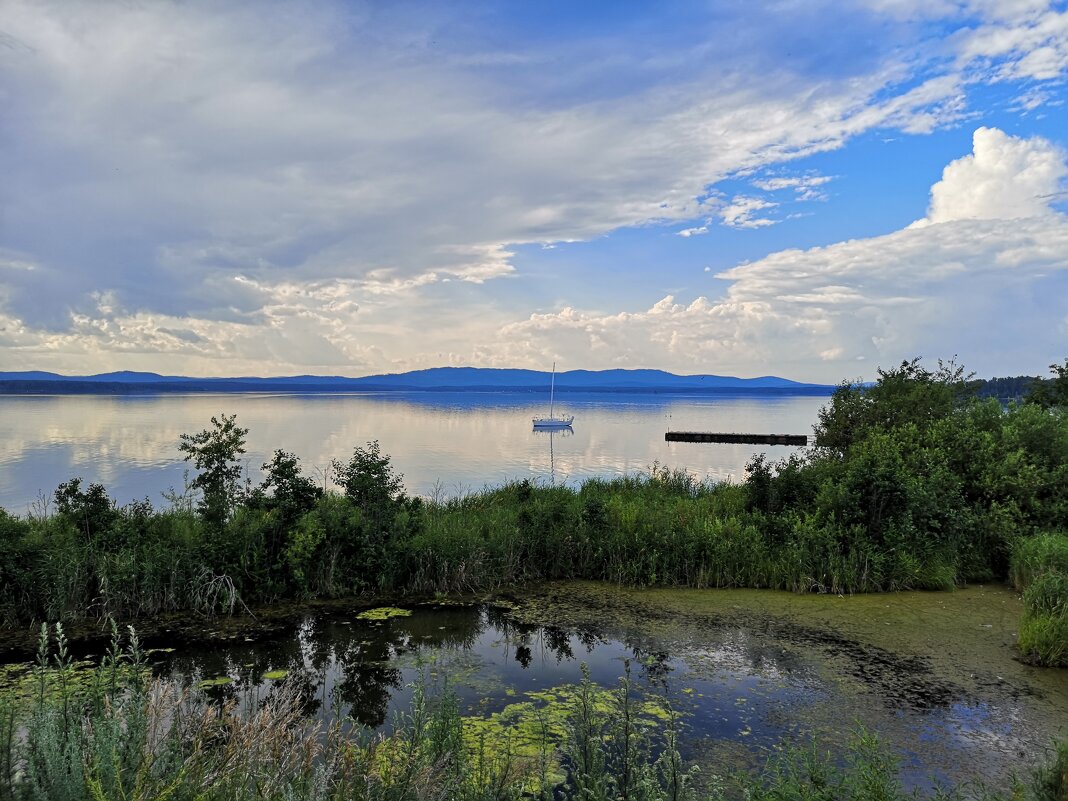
left=532, top=416, right=574, bottom=428
left=533, top=361, right=574, bottom=429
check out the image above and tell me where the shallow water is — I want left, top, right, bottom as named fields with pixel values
left=126, top=582, right=1068, bottom=792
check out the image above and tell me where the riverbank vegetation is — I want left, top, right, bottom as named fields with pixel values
left=0, top=358, right=1065, bottom=661
left=1, top=626, right=1064, bottom=801
left=1011, top=533, right=1068, bottom=666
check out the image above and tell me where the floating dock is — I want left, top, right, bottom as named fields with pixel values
left=665, top=432, right=808, bottom=446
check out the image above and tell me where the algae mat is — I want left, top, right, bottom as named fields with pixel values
left=503, top=581, right=1068, bottom=791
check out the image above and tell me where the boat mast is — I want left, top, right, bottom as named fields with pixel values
left=549, top=361, right=556, bottom=418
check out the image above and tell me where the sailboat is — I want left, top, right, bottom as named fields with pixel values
left=532, top=362, right=574, bottom=428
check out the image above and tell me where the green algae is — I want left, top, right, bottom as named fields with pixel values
left=197, top=676, right=233, bottom=689
left=0, top=658, right=145, bottom=707
left=500, top=581, right=1068, bottom=792
left=356, top=607, right=413, bottom=621
left=458, top=677, right=681, bottom=791
left=262, top=669, right=289, bottom=681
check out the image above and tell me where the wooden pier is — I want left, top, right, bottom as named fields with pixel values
left=665, top=432, right=808, bottom=446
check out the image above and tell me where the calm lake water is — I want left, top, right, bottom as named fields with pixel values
left=0, top=391, right=826, bottom=512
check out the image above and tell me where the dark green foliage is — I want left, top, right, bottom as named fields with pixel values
left=53, top=479, right=118, bottom=541
left=814, top=357, right=974, bottom=453
left=331, top=440, right=422, bottom=591
left=333, top=440, right=404, bottom=509
left=178, top=413, right=249, bottom=526
left=0, top=358, right=1066, bottom=644
left=244, top=450, right=324, bottom=597
left=1027, top=359, right=1068, bottom=410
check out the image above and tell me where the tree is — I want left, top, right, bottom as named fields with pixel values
left=331, top=441, right=418, bottom=588
left=814, top=357, right=975, bottom=452
left=1026, top=358, right=1068, bottom=410
left=54, top=478, right=117, bottom=541
left=178, top=414, right=248, bottom=525
left=332, top=440, right=405, bottom=511
left=251, top=450, right=322, bottom=519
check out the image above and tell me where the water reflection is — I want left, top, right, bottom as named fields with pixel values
left=0, top=590, right=1036, bottom=791
left=153, top=598, right=1028, bottom=794
left=159, top=602, right=827, bottom=738
left=531, top=425, right=573, bottom=485
left=0, top=392, right=825, bottom=510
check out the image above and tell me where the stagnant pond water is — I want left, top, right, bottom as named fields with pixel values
left=5, top=582, right=1067, bottom=792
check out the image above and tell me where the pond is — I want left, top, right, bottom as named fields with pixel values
left=4, top=582, right=1065, bottom=793
left=149, top=582, right=1068, bottom=792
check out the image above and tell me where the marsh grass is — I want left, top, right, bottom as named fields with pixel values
left=0, top=464, right=1060, bottom=630
left=1012, top=535, right=1068, bottom=667
left=1011, top=535, right=1068, bottom=592
left=1, top=360, right=1066, bottom=669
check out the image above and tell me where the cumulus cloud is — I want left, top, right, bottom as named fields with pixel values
left=481, top=128, right=1068, bottom=381
left=921, top=127, right=1067, bottom=223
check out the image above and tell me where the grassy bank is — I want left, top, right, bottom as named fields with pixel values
left=1012, top=533, right=1068, bottom=666
left=0, top=358, right=1065, bottom=663
left=1, top=626, right=1064, bottom=801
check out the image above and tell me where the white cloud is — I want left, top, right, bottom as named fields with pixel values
left=720, top=196, right=779, bottom=229
left=478, top=128, right=1068, bottom=381
left=752, top=173, right=835, bottom=201
left=921, top=127, right=1067, bottom=224
left=957, top=4, right=1068, bottom=81
left=1, top=2, right=1068, bottom=374
left=1011, top=86, right=1058, bottom=112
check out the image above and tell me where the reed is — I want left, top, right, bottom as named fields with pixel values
left=0, top=359, right=1065, bottom=668
left=1011, top=534, right=1068, bottom=667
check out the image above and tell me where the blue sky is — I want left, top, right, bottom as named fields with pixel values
left=1, top=0, right=1067, bottom=381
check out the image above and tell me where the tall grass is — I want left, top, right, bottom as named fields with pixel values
left=1, top=360, right=1065, bottom=655
left=0, top=466, right=1058, bottom=629
left=1011, top=534, right=1068, bottom=592
left=1011, top=534, right=1068, bottom=667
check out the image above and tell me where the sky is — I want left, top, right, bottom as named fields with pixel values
left=1, top=0, right=1067, bottom=383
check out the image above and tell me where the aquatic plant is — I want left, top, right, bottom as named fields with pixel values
left=1, top=628, right=1065, bottom=800
left=356, top=607, right=413, bottom=621
left=1018, top=571, right=1068, bottom=667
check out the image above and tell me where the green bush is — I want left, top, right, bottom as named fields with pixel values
left=0, top=358, right=1066, bottom=628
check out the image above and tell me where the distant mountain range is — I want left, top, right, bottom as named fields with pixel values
left=0, top=367, right=836, bottom=395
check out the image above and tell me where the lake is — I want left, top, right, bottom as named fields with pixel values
left=0, top=391, right=826, bottom=512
